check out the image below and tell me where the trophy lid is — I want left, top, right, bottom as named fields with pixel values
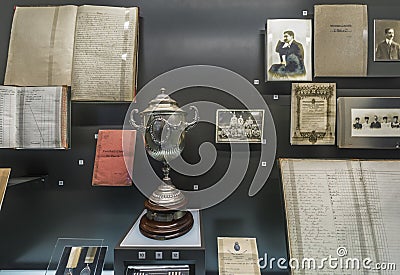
left=142, top=88, right=185, bottom=114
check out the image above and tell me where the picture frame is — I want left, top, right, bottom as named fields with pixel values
left=265, top=19, right=312, bottom=81
left=337, top=97, right=400, bottom=149
left=374, top=19, right=400, bottom=62
left=215, top=109, right=264, bottom=143
left=290, top=83, right=336, bottom=145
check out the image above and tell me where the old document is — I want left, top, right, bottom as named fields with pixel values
left=5, top=6, right=77, bottom=86
left=290, top=83, right=336, bottom=145
left=218, top=237, right=261, bottom=275
left=314, top=5, right=368, bottom=77
left=0, top=168, right=11, bottom=211
left=280, top=159, right=400, bottom=274
left=71, top=6, right=139, bottom=101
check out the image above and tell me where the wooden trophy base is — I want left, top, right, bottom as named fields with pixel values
left=139, top=200, right=194, bottom=240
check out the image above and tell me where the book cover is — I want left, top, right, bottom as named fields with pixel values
left=92, top=130, right=136, bottom=186
left=314, top=4, right=368, bottom=77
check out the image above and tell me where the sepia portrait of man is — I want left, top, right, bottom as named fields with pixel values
left=374, top=20, right=400, bottom=61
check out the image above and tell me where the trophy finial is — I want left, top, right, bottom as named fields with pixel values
left=160, top=88, right=166, bottom=94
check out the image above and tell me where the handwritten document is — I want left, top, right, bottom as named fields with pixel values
left=72, top=6, right=139, bottom=101
left=4, top=5, right=139, bottom=102
left=218, top=237, right=261, bottom=275
left=280, top=159, right=400, bottom=274
left=0, top=86, right=68, bottom=149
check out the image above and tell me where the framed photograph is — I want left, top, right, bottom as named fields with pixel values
left=338, top=97, right=400, bottom=149
left=265, top=19, right=312, bottom=81
left=374, top=19, right=400, bottom=61
left=216, top=109, right=264, bottom=143
left=290, top=83, right=336, bottom=145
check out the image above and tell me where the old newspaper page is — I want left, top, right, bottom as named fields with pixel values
left=280, top=158, right=399, bottom=274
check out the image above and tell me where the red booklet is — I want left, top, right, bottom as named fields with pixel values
left=92, top=130, right=136, bottom=186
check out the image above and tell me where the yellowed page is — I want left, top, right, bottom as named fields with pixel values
left=0, top=168, right=11, bottom=211
left=5, top=6, right=77, bottom=86
left=71, top=6, right=139, bottom=101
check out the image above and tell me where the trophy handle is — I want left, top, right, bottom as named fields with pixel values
left=184, top=106, right=199, bottom=132
left=129, top=109, right=145, bottom=132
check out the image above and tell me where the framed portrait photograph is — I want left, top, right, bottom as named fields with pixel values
left=216, top=109, right=264, bottom=143
left=374, top=19, right=400, bottom=61
left=338, top=97, right=400, bottom=149
left=265, top=19, right=312, bottom=81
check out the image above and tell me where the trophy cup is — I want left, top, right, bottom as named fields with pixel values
left=130, top=88, right=199, bottom=240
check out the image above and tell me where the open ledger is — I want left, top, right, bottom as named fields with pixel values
left=0, top=86, right=69, bottom=149
left=5, top=5, right=139, bottom=101
left=280, top=159, right=400, bottom=274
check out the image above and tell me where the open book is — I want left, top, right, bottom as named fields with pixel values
left=4, top=5, right=139, bottom=101
left=0, top=86, right=70, bottom=149
left=280, top=159, right=400, bottom=274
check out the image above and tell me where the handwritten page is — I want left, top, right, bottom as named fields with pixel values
left=280, top=159, right=400, bottom=274
left=71, top=6, right=139, bottom=101
left=4, top=6, right=77, bottom=86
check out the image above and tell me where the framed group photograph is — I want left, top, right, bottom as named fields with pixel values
left=338, top=97, right=400, bottom=149
left=215, top=109, right=264, bottom=143
left=374, top=19, right=400, bottom=61
left=265, top=19, right=312, bottom=81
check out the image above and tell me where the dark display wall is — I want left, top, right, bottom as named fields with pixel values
left=0, top=0, right=400, bottom=274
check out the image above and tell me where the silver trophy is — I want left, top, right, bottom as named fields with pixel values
left=130, top=88, right=199, bottom=240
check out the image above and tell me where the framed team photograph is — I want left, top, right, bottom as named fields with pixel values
left=265, top=19, right=312, bottom=81
left=374, top=19, right=400, bottom=61
left=338, top=97, right=400, bottom=149
left=216, top=109, right=264, bottom=143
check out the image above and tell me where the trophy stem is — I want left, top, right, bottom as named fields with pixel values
left=162, top=161, right=172, bottom=184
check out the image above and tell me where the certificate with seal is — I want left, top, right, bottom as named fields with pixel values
left=217, top=237, right=261, bottom=275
